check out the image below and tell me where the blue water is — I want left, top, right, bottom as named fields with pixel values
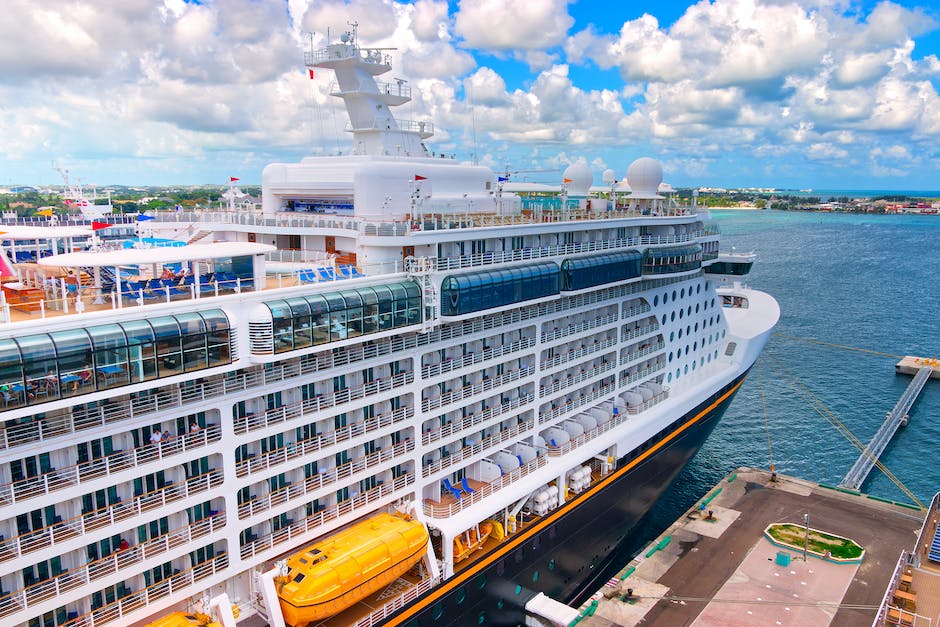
left=642, top=209, right=940, bottom=541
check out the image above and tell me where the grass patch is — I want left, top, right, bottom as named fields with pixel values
left=767, top=523, right=864, bottom=559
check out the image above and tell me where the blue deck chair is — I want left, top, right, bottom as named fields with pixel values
left=339, top=264, right=364, bottom=278
left=161, top=278, right=188, bottom=296
left=125, top=280, right=157, bottom=300
left=298, top=269, right=317, bottom=284
left=442, top=478, right=462, bottom=500
left=460, top=477, right=475, bottom=494
left=317, top=267, right=338, bottom=281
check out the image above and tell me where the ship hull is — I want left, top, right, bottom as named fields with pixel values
left=386, top=369, right=748, bottom=626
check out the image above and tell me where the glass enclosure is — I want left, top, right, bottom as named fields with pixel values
left=560, top=250, right=642, bottom=291
left=643, top=245, right=703, bottom=275
left=441, top=261, right=560, bottom=316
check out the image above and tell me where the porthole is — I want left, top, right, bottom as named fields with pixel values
left=549, top=559, right=556, bottom=571
left=694, top=322, right=699, bottom=332
left=679, top=309, right=684, bottom=319
left=692, top=361, right=696, bottom=371
left=667, top=372, right=673, bottom=382
left=668, top=352, right=673, bottom=362
left=700, top=357, right=705, bottom=366
left=670, top=331, right=675, bottom=341
left=678, top=329, right=683, bottom=339
left=693, top=341, right=698, bottom=351
left=687, top=325, right=691, bottom=335
left=532, top=570, right=540, bottom=583
left=477, top=574, right=487, bottom=590
left=707, top=354, right=711, bottom=363
left=653, top=295, right=659, bottom=306
left=456, top=588, right=466, bottom=605
left=687, top=306, right=692, bottom=316
left=680, top=288, right=686, bottom=298
left=515, top=584, right=523, bottom=595
left=676, top=368, right=680, bottom=379
left=478, top=612, right=486, bottom=624
left=695, top=303, right=700, bottom=313
left=684, top=364, right=689, bottom=374
left=672, top=289, right=678, bottom=301
left=661, top=315, right=667, bottom=325
left=497, top=599, right=504, bottom=609
left=670, top=312, right=676, bottom=322
left=697, top=284, right=702, bottom=294
left=432, top=602, right=444, bottom=620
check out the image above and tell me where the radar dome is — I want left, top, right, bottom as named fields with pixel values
left=563, top=162, right=593, bottom=196
left=602, top=168, right=617, bottom=185
left=626, top=157, right=663, bottom=198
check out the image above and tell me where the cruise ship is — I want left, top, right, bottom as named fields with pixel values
left=0, top=28, right=778, bottom=627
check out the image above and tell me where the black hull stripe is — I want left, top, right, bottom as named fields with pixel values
left=387, top=372, right=748, bottom=624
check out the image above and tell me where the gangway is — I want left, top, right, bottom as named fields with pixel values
left=839, top=364, right=932, bottom=490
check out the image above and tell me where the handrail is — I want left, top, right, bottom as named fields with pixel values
left=422, top=394, right=534, bottom=446
left=422, top=419, right=534, bottom=477
left=422, top=456, right=547, bottom=518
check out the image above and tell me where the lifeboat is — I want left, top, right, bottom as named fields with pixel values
left=144, top=613, right=220, bottom=627
left=277, top=512, right=429, bottom=627
left=453, top=521, right=494, bottom=563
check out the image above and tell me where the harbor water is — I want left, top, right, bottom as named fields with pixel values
left=634, top=209, right=940, bottom=558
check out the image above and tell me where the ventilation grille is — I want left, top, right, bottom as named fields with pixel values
left=724, top=341, right=737, bottom=356
left=249, top=321, right=274, bottom=355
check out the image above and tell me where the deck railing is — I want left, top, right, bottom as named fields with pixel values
left=421, top=337, right=536, bottom=379
left=540, top=336, right=618, bottom=371
left=239, top=472, right=415, bottom=560
left=62, top=552, right=229, bottom=627
left=422, top=394, right=534, bottom=446
left=539, top=361, right=616, bottom=397
left=422, top=367, right=531, bottom=413
left=538, top=380, right=618, bottom=425
left=422, top=456, right=547, bottom=518
left=422, top=419, right=533, bottom=477
left=0, top=512, right=225, bottom=617
left=237, top=440, right=415, bottom=520
left=235, top=407, right=413, bottom=477
left=0, top=425, right=220, bottom=509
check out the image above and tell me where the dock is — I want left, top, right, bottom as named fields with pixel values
left=573, top=468, right=924, bottom=627
left=839, top=357, right=936, bottom=491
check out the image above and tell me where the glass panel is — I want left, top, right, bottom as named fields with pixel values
left=17, top=334, right=61, bottom=402
left=150, top=316, right=183, bottom=374
left=120, top=319, right=157, bottom=382
left=89, top=324, right=129, bottom=388
left=287, top=298, right=312, bottom=349
left=268, top=300, right=293, bottom=353
left=178, top=313, right=208, bottom=373
left=0, top=339, right=24, bottom=407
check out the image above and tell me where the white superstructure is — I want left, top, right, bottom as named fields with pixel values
left=0, top=27, right=778, bottom=627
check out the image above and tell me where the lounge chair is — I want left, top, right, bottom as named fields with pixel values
left=317, top=267, right=339, bottom=281
left=339, top=264, right=364, bottom=278
left=442, top=478, right=462, bottom=500
left=297, top=269, right=318, bottom=284
left=161, top=278, right=188, bottom=296
left=460, top=477, right=475, bottom=494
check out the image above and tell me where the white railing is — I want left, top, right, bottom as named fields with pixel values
left=626, top=390, right=669, bottom=414
left=422, top=394, right=534, bottom=446
left=620, top=342, right=666, bottom=366
left=546, top=410, right=631, bottom=458
left=539, top=361, right=616, bottom=397
left=421, top=367, right=531, bottom=413
left=237, top=440, right=414, bottom=520
left=0, top=512, right=225, bottom=617
left=62, top=552, right=229, bottom=627
left=0, top=469, right=223, bottom=562
left=421, top=337, right=536, bottom=379
left=239, top=472, right=415, bottom=560
left=540, top=312, right=619, bottom=344
left=235, top=407, right=413, bottom=477
left=538, top=381, right=617, bottom=425
left=622, top=324, right=659, bottom=343
left=540, top=336, right=617, bottom=371
left=233, top=371, right=413, bottom=435
left=352, top=577, right=435, bottom=627
left=422, top=419, right=533, bottom=477
left=422, top=456, right=547, bottom=518
left=0, top=425, right=220, bottom=508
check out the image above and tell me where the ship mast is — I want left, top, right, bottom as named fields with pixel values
left=305, top=22, right=433, bottom=157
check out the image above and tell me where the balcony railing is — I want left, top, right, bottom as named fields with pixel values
left=0, top=425, right=220, bottom=509
left=538, top=380, right=617, bottom=425
left=0, top=512, right=225, bottom=618
left=0, top=469, right=223, bottom=562
left=352, top=577, right=435, bottom=627
left=626, top=390, right=670, bottom=415
left=422, top=456, right=547, bottom=518
left=62, top=552, right=229, bottom=627
left=422, top=394, right=534, bottom=446
left=233, top=371, right=413, bottom=435
left=421, top=367, right=531, bottom=413
left=421, top=337, right=535, bottom=379
left=539, top=361, right=616, bottom=397
left=422, top=419, right=533, bottom=477
left=235, top=407, right=413, bottom=477
left=620, top=342, right=666, bottom=366
left=621, top=324, right=659, bottom=343
left=239, top=472, right=415, bottom=560
left=237, top=440, right=414, bottom=520
left=540, top=336, right=617, bottom=372
left=540, top=313, right=619, bottom=344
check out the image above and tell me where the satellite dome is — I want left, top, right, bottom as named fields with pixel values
left=602, top=168, right=617, bottom=185
left=626, top=157, right=663, bottom=198
left=563, top=161, right=593, bottom=196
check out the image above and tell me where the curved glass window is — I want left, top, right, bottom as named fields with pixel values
left=440, top=261, right=559, bottom=316
left=0, top=309, right=230, bottom=412
left=560, top=250, right=642, bottom=291
left=704, top=260, right=753, bottom=276
left=265, top=281, right=421, bottom=353
left=643, top=245, right=703, bottom=275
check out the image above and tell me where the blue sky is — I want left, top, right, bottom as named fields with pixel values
left=1, top=0, right=940, bottom=190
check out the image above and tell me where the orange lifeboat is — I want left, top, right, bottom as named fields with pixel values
left=144, top=613, right=220, bottom=627
left=277, top=512, right=429, bottom=627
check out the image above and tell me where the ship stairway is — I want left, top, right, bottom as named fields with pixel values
left=188, top=229, right=211, bottom=245
left=407, top=256, right=439, bottom=332
left=839, top=365, right=931, bottom=491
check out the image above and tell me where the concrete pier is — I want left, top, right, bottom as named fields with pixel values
left=574, top=468, right=923, bottom=627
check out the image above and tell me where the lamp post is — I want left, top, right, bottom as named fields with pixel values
left=803, top=513, right=810, bottom=562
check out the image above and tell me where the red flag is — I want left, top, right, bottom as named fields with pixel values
left=563, top=177, right=573, bottom=184
left=414, top=175, right=427, bottom=181
left=308, top=69, right=315, bottom=79
left=91, top=221, right=113, bottom=231
left=229, top=177, right=239, bottom=182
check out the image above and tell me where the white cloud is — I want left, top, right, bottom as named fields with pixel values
left=454, top=0, right=573, bottom=50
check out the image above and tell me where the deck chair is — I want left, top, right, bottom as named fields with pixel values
left=298, top=269, right=317, bottom=284
left=317, top=267, right=338, bottom=281
left=442, top=478, right=462, bottom=500
left=460, top=477, right=475, bottom=494
left=161, top=278, right=188, bottom=296
left=125, top=280, right=157, bottom=300
left=339, top=264, right=364, bottom=278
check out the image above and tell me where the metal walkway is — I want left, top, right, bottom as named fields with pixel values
left=840, top=366, right=932, bottom=490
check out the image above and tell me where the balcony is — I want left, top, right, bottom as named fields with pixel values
left=235, top=407, right=413, bottom=477
left=538, top=379, right=618, bottom=425
left=539, top=361, right=616, bottom=397
left=421, top=368, right=530, bottom=413
left=0, top=426, right=220, bottom=509
left=620, top=342, right=666, bottom=367
left=422, top=456, right=548, bottom=518
left=237, top=440, right=415, bottom=520
left=62, top=552, right=229, bottom=627
left=421, top=337, right=535, bottom=379
left=422, top=394, right=534, bottom=446
left=239, top=472, right=415, bottom=560
left=540, top=336, right=617, bottom=372
left=540, top=313, right=619, bottom=344
left=422, top=419, right=534, bottom=478
left=0, top=469, right=223, bottom=562
left=622, top=324, right=659, bottom=343
left=0, top=512, right=225, bottom=619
